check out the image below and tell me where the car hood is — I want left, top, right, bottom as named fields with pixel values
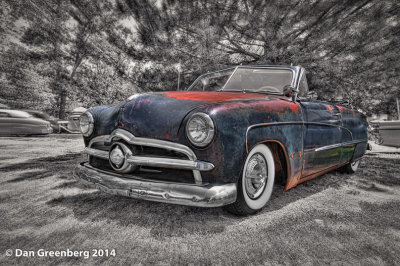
left=119, top=91, right=271, bottom=141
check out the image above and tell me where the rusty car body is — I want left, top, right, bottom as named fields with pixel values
left=74, top=65, right=368, bottom=215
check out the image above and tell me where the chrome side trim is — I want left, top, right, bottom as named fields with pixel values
left=314, top=143, right=342, bottom=152
left=74, top=163, right=237, bottom=207
left=314, top=140, right=367, bottom=152
left=245, top=121, right=354, bottom=153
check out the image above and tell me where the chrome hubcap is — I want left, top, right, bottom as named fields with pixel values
left=351, top=160, right=359, bottom=170
left=245, top=153, right=268, bottom=199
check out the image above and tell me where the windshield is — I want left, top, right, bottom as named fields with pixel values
left=188, top=68, right=234, bottom=92
left=188, top=67, right=294, bottom=93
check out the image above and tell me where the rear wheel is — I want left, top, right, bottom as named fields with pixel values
left=340, top=160, right=360, bottom=174
left=224, top=144, right=275, bottom=215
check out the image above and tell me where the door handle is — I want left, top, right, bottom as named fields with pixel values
left=334, top=113, right=342, bottom=117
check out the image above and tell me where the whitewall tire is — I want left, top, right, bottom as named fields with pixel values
left=224, top=144, right=275, bottom=215
left=340, top=160, right=360, bottom=174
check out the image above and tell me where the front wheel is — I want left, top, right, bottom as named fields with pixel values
left=224, top=144, right=275, bottom=215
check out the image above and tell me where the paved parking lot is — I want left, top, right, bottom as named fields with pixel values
left=0, top=135, right=399, bottom=265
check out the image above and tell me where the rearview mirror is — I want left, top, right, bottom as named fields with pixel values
left=307, top=91, right=318, bottom=101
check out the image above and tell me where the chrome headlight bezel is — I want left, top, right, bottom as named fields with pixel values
left=80, top=111, right=94, bottom=137
left=186, top=112, right=215, bottom=148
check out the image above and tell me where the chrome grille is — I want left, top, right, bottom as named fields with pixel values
left=84, top=129, right=215, bottom=185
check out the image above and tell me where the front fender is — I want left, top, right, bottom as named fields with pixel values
left=84, top=103, right=123, bottom=146
left=246, top=123, right=304, bottom=190
left=188, top=98, right=304, bottom=187
left=176, top=106, right=249, bottom=185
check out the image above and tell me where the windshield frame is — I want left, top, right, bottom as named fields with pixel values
left=187, top=66, right=297, bottom=94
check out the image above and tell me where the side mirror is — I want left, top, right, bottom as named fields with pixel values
left=283, top=85, right=299, bottom=101
left=331, top=99, right=351, bottom=107
left=307, top=91, right=318, bottom=101
left=339, top=99, right=350, bottom=106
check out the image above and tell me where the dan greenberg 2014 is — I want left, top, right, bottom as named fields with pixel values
left=12, top=248, right=116, bottom=259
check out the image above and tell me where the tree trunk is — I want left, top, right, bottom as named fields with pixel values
left=57, top=56, right=83, bottom=119
left=58, top=90, right=67, bottom=119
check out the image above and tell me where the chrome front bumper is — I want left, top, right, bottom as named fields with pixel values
left=74, top=163, right=237, bottom=207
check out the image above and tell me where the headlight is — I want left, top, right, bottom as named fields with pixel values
left=186, top=113, right=215, bottom=147
left=80, top=112, right=94, bottom=137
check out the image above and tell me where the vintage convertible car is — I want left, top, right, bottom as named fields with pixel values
left=74, top=65, right=368, bottom=215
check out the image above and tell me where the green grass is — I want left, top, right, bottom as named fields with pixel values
left=0, top=136, right=399, bottom=265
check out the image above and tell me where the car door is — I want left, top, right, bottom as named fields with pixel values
left=300, top=100, right=343, bottom=178
left=297, top=72, right=343, bottom=178
left=337, top=104, right=367, bottom=164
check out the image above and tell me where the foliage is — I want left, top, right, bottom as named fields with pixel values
left=1, top=0, right=399, bottom=118
left=117, top=0, right=400, bottom=116
left=1, top=0, right=136, bottom=118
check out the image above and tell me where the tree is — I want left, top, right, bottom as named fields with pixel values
left=117, top=0, right=400, bottom=116
left=1, top=0, right=399, bottom=118
left=2, top=0, right=136, bottom=118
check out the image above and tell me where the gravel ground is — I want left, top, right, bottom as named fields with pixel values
left=0, top=134, right=83, bottom=167
left=0, top=135, right=399, bottom=265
